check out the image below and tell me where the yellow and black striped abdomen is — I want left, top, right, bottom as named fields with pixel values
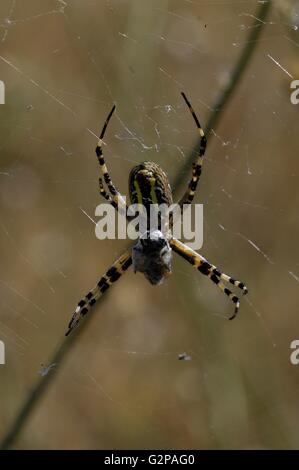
left=129, top=161, right=173, bottom=208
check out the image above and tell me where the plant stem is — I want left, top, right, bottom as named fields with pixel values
left=0, top=296, right=105, bottom=450
left=173, top=0, right=272, bottom=192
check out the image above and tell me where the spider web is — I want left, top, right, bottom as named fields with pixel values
left=0, top=0, right=299, bottom=450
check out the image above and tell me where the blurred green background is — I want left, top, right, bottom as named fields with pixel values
left=0, top=0, right=299, bottom=450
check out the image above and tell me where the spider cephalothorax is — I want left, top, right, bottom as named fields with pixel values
left=65, top=93, right=248, bottom=336
left=132, top=230, right=172, bottom=285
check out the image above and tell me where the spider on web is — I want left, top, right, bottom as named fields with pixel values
left=65, top=92, right=248, bottom=336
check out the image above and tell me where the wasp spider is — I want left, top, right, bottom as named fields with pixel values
left=65, top=93, right=248, bottom=336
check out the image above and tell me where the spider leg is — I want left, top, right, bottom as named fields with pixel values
left=99, top=177, right=114, bottom=203
left=170, top=238, right=248, bottom=319
left=177, top=92, right=207, bottom=208
left=65, top=250, right=132, bottom=336
left=98, top=177, right=135, bottom=222
left=95, top=104, right=127, bottom=204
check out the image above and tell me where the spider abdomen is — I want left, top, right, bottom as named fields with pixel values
left=129, top=162, right=173, bottom=208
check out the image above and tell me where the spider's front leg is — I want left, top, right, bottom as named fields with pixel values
left=65, top=250, right=132, bottom=336
left=170, top=238, right=248, bottom=319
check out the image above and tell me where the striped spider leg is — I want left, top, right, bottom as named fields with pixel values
left=96, top=105, right=132, bottom=219
left=98, top=177, right=130, bottom=221
left=66, top=104, right=136, bottom=336
left=177, top=92, right=207, bottom=209
left=65, top=250, right=132, bottom=336
left=170, top=238, right=248, bottom=320
left=169, top=94, right=247, bottom=318
left=168, top=92, right=207, bottom=229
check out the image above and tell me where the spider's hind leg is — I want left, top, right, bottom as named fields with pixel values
left=170, top=238, right=248, bottom=319
left=177, top=92, right=207, bottom=208
left=95, top=105, right=118, bottom=197
left=95, top=105, right=134, bottom=221
left=99, top=177, right=117, bottom=206
left=98, top=177, right=134, bottom=222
